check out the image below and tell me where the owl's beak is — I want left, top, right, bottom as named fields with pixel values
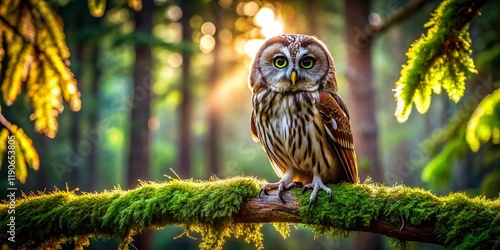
left=290, top=70, right=297, bottom=85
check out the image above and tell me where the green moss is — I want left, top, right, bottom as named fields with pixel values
left=296, top=181, right=499, bottom=249
left=394, top=0, right=484, bottom=122
left=1, top=177, right=499, bottom=249
left=0, top=177, right=264, bottom=249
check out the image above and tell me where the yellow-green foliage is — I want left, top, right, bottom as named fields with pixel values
left=1, top=177, right=499, bottom=249
left=0, top=0, right=81, bottom=182
left=88, top=0, right=141, bottom=17
left=466, top=87, right=500, bottom=152
left=394, top=0, right=481, bottom=122
left=0, top=125, right=39, bottom=183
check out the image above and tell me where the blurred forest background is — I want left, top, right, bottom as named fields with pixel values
left=1, top=0, right=499, bottom=249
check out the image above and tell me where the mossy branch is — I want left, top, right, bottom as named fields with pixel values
left=394, top=0, right=489, bottom=122
left=1, top=177, right=499, bottom=249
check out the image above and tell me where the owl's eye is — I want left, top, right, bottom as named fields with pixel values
left=300, top=57, right=315, bottom=69
left=273, top=56, right=288, bottom=68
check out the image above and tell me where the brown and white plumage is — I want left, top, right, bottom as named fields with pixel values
left=248, top=34, right=358, bottom=205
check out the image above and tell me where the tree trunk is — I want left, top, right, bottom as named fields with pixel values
left=86, top=44, right=101, bottom=191
left=127, top=0, right=154, bottom=248
left=206, top=3, right=221, bottom=177
left=177, top=1, right=195, bottom=178
left=344, top=0, right=383, bottom=248
left=344, top=0, right=383, bottom=183
left=69, top=41, right=84, bottom=187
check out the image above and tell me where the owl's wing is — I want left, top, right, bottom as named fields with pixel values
left=250, top=112, right=259, bottom=142
left=316, top=90, right=358, bottom=183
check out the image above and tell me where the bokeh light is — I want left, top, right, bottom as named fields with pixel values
left=243, top=6, right=284, bottom=58
left=148, top=116, right=160, bottom=131
left=243, top=1, right=259, bottom=16
left=199, top=35, right=216, bottom=53
left=201, top=22, right=216, bottom=36
left=254, top=7, right=274, bottom=27
left=165, top=5, right=182, bottom=21
left=167, top=53, right=183, bottom=68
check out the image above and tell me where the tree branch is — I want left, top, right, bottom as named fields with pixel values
left=235, top=192, right=440, bottom=245
left=364, top=0, right=431, bottom=42
left=0, top=177, right=498, bottom=249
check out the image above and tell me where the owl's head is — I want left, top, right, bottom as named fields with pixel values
left=249, top=34, right=337, bottom=93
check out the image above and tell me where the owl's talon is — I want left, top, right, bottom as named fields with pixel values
left=308, top=199, right=314, bottom=209
left=301, top=176, right=332, bottom=206
left=278, top=189, right=285, bottom=203
left=258, top=188, right=266, bottom=198
left=301, top=186, right=308, bottom=194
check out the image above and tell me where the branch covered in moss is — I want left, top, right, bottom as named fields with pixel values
left=1, top=177, right=499, bottom=249
left=394, top=0, right=489, bottom=122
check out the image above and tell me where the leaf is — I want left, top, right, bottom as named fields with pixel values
left=0, top=128, right=9, bottom=164
left=88, top=0, right=107, bottom=18
left=0, top=0, right=73, bottom=181
left=128, top=0, right=142, bottom=11
left=466, top=87, right=500, bottom=152
left=0, top=124, right=39, bottom=183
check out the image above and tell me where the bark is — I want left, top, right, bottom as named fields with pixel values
left=7, top=177, right=497, bottom=249
left=206, top=3, right=222, bottom=177
left=68, top=38, right=84, bottom=186
left=344, top=0, right=382, bottom=183
left=344, top=0, right=383, bottom=248
left=127, top=0, right=155, bottom=248
left=235, top=191, right=439, bottom=245
left=127, top=1, right=153, bottom=188
left=86, top=44, right=101, bottom=191
left=177, top=1, right=195, bottom=178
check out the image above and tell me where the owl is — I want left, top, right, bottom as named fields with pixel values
left=248, top=34, right=358, bottom=206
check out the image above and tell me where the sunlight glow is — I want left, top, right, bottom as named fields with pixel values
left=198, top=53, right=214, bottom=65
left=51, top=87, right=60, bottom=95
left=261, top=21, right=283, bottom=38
left=67, top=84, right=76, bottom=94
left=218, top=28, right=233, bottom=44
left=244, top=39, right=265, bottom=58
left=201, top=22, right=216, bottom=36
left=51, top=96, right=60, bottom=107
left=243, top=1, right=259, bottom=16
left=200, top=35, right=216, bottom=53
left=164, top=23, right=182, bottom=43
left=254, top=7, right=274, bottom=27
left=209, top=67, right=249, bottom=109
left=167, top=53, right=182, bottom=68
left=165, top=6, right=182, bottom=21
left=243, top=7, right=284, bottom=58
